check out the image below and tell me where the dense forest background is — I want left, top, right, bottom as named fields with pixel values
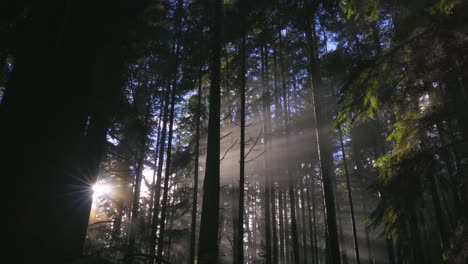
left=1, top=0, right=467, bottom=263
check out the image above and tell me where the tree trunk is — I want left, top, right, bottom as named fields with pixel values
left=305, top=15, right=341, bottom=264
left=305, top=173, right=318, bottom=264
left=338, top=126, right=361, bottom=264
left=279, top=188, right=286, bottom=264
left=300, top=178, right=309, bottom=264
left=189, top=29, right=204, bottom=264
left=197, top=0, right=222, bottom=262
left=157, top=70, right=178, bottom=260
left=238, top=13, right=247, bottom=263
left=128, top=63, right=152, bottom=256
left=262, top=44, right=273, bottom=264
left=147, top=101, right=164, bottom=254
left=276, top=25, right=300, bottom=264
left=148, top=77, right=171, bottom=263
left=0, top=1, right=133, bottom=262
left=284, top=192, right=291, bottom=264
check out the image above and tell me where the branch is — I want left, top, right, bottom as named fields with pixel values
left=245, top=137, right=254, bottom=145
left=107, top=132, right=137, bottom=154
left=231, top=120, right=241, bottom=127
left=220, top=131, right=232, bottom=140
left=220, top=139, right=238, bottom=161
left=245, top=128, right=263, bottom=159
left=245, top=151, right=265, bottom=164
left=88, top=220, right=115, bottom=228
left=107, top=150, right=135, bottom=167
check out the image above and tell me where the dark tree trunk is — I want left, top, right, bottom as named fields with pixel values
left=167, top=193, right=177, bottom=260
left=284, top=192, right=291, bottom=264
left=197, top=0, right=222, bottom=262
left=275, top=23, right=300, bottom=263
left=238, top=12, right=247, bottom=264
left=157, top=0, right=183, bottom=255
left=338, top=127, right=361, bottom=264
left=149, top=77, right=171, bottom=263
left=147, top=101, right=164, bottom=251
left=128, top=70, right=152, bottom=256
left=409, top=209, right=425, bottom=264
left=305, top=173, right=318, bottom=264
left=0, top=1, right=137, bottom=262
left=305, top=15, right=341, bottom=264
left=157, top=72, right=178, bottom=260
left=300, top=179, right=309, bottom=264
left=261, top=44, right=273, bottom=264
left=279, top=188, right=287, bottom=264
left=189, top=30, right=204, bottom=264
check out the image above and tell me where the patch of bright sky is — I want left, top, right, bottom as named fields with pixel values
left=106, top=134, right=120, bottom=146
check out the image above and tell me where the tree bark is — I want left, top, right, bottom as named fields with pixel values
left=238, top=12, right=247, bottom=264
left=0, top=1, right=136, bottom=262
left=157, top=70, right=178, bottom=260
left=189, top=29, right=204, bottom=264
left=261, top=44, right=273, bottom=264
left=197, top=0, right=222, bottom=262
left=338, top=126, right=361, bottom=264
left=148, top=76, right=171, bottom=263
left=305, top=15, right=341, bottom=264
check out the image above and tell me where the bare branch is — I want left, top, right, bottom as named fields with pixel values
left=88, top=220, right=115, bottom=228
left=245, top=128, right=263, bottom=159
left=245, top=137, right=254, bottom=144
left=231, top=120, right=241, bottom=127
left=107, top=150, right=135, bottom=167
left=107, top=132, right=137, bottom=154
left=220, top=131, right=232, bottom=140
left=220, top=139, right=238, bottom=161
left=245, top=151, right=265, bottom=164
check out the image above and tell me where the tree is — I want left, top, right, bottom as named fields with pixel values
left=0, top=1, right=143, bottom=262
left=197, top=0, right=223, bottom=262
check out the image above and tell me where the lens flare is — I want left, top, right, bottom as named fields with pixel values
left=92, top=182, right=111, bottom=198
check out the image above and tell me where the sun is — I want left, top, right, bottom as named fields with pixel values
left=92, top=182, right=112, bottom=198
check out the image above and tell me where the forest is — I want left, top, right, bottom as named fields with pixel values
left=1, top=0, right=467, bottom=263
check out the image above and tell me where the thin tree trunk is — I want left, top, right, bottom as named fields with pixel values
left=189, top=29, right=204, bottom=264
left=262, top=44, right=273, bottom=264
left=305, top=16, right=341, bottom=264
left=148, top=77, right=171, bottom=263
left=338, top=126, right=361, bottom=264
left=148, top=102, right=164, bottom=223
left=305, top=173, right=318, bottom=264
left=429, top=173, right=450, bottom=251
left=409, top=208, right=424, bottom=264
left=233, top=178, right=240, bottom=264
left=272, top=183, right=279, bottom=264
left=218, top=207, right=225, bottom=263
left=238, top=16, right=247, bottom=264
left=157, top=71, right=178, bottom=260
left=278, top=26, right=300, bottom=264
left=128, top=67, right=152, bottom=256
left=279, top=188, right=286, bottom=264
left=300, top=178, right=309, bottom=264
left=284, top=191, right=291, bottom=264
left=335, top=173, right=347, bottom=264
left=167, top=190, right=176, bottom=260
left=149, top=1, right=184, bottom=260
